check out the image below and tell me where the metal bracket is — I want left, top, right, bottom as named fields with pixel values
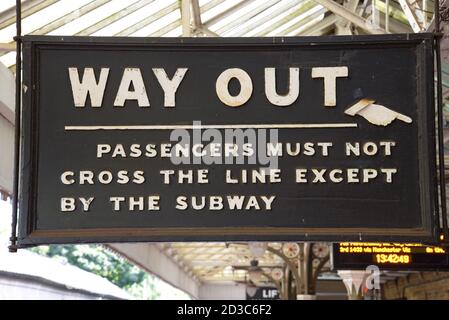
left=434, top=31, right=444, bottom=39
left=434, top=0, right=449, bottom=244
left=8, top=236, right=18, bottom=253
left=9, top=0, right=22, bottom=253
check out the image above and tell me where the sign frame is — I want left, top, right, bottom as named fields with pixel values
left=17, top=34, right=439, bottom=246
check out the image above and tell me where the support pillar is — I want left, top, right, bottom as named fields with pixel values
left=338, top=270, right=368, bottom=300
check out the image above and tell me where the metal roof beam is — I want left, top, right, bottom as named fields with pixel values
left=397, top=0, right=425, bottom=32
left=0, top=43, right=15, bottom=52
left=335, top=0, right=360, bottom=35
left=215, top=0, right=282, bottom=35
left=115, top=2, right=179, bottom=37
left=312, top=0, right=387, bottom=34
left=276, top=7, right=327, bottom=36
left=191, top=0, right=202, bottom=28
left=170, top=243, right=226, bottom=249
left=191, top=0, right=228, bottom=35
left=293, top=8, right=328, bottom=36
left=298, top=13, right=338, bottom=35
left=189, top=261, right=282, bottom=267
left=0, top=62, right=15, bottom=195
left=375, top=0, right=411, bottom=26
left=182, top=0, right=192, bottom=36
left=367, top=11, right=412, bottom=33
left=203, top=0, right=258, bottom=28
left=108, top=243, right=200, bottom=298
left=29, top=0, right=111, bottom=35
left=76, top=0, right=156, bottom=36
left=116, top=0, right=225, bottom=37
left=181, top=247, right=229, bottom=255
left=0, top=1, right=113, bottom=54
left=0, top=0, right=59, bottom=30
left=201, top=0, right=228, bottom=12
left=255, top=1, right=319, bottom=36
left=195, top=26, right=219, bottom=36
left=231, top=0, right=300, bottom=36
left=149, top=18, right=181, bottom=36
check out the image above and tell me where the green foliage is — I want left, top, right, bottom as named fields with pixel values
left=30, top=244, right=159, bottom=299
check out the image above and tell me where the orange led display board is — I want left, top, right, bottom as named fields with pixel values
left=332, top=243, right=449, bottom=270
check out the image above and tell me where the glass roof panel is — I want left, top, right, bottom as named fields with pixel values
left=91, top=1, right=163, bottom=37
left=208, top=0, right=263, bottom=32
left=225, top=0, right=297, bottom=36
left=0, top=0, right=16, bottom=13
left=48, top=0, right=141, bottom=36
left=244, top=0, right=308, bottom=36
left=130, top=5, right=180, bottom=37
left=163, top=25, right=182, bottom=37
left=284, top=8, right=325, bottom=36
left=199, top=0, right=212, bottom=6
left=147, top=9, right=181, bottom=36
left=0, top=51, right=15, bottom=68
left=0, top=0, right=93, bottom=42
left=268, top=5, right=324, bottom=36
left=201, top=0, right=241, bottom=23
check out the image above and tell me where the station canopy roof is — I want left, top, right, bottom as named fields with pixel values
left=0, top=0, right=445, bottom=286
left=0, top=0, right=436, bottom=68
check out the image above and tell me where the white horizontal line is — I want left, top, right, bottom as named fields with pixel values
left=65, top=123, right=358, bottom=130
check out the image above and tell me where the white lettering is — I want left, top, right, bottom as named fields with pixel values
left=152, top=68, right=188, bottom=107
left=311, top=66, right=348, bottom=106
left=216, top=68, right=253, bottom=107
left=265, top=68, right=299, bottom=106
left=114, top=68, right=150, bottom=107
left=68, top=67, right=109, bottom=107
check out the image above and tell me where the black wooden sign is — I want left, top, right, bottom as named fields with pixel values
left=18, top=34, right=438, bottom=246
